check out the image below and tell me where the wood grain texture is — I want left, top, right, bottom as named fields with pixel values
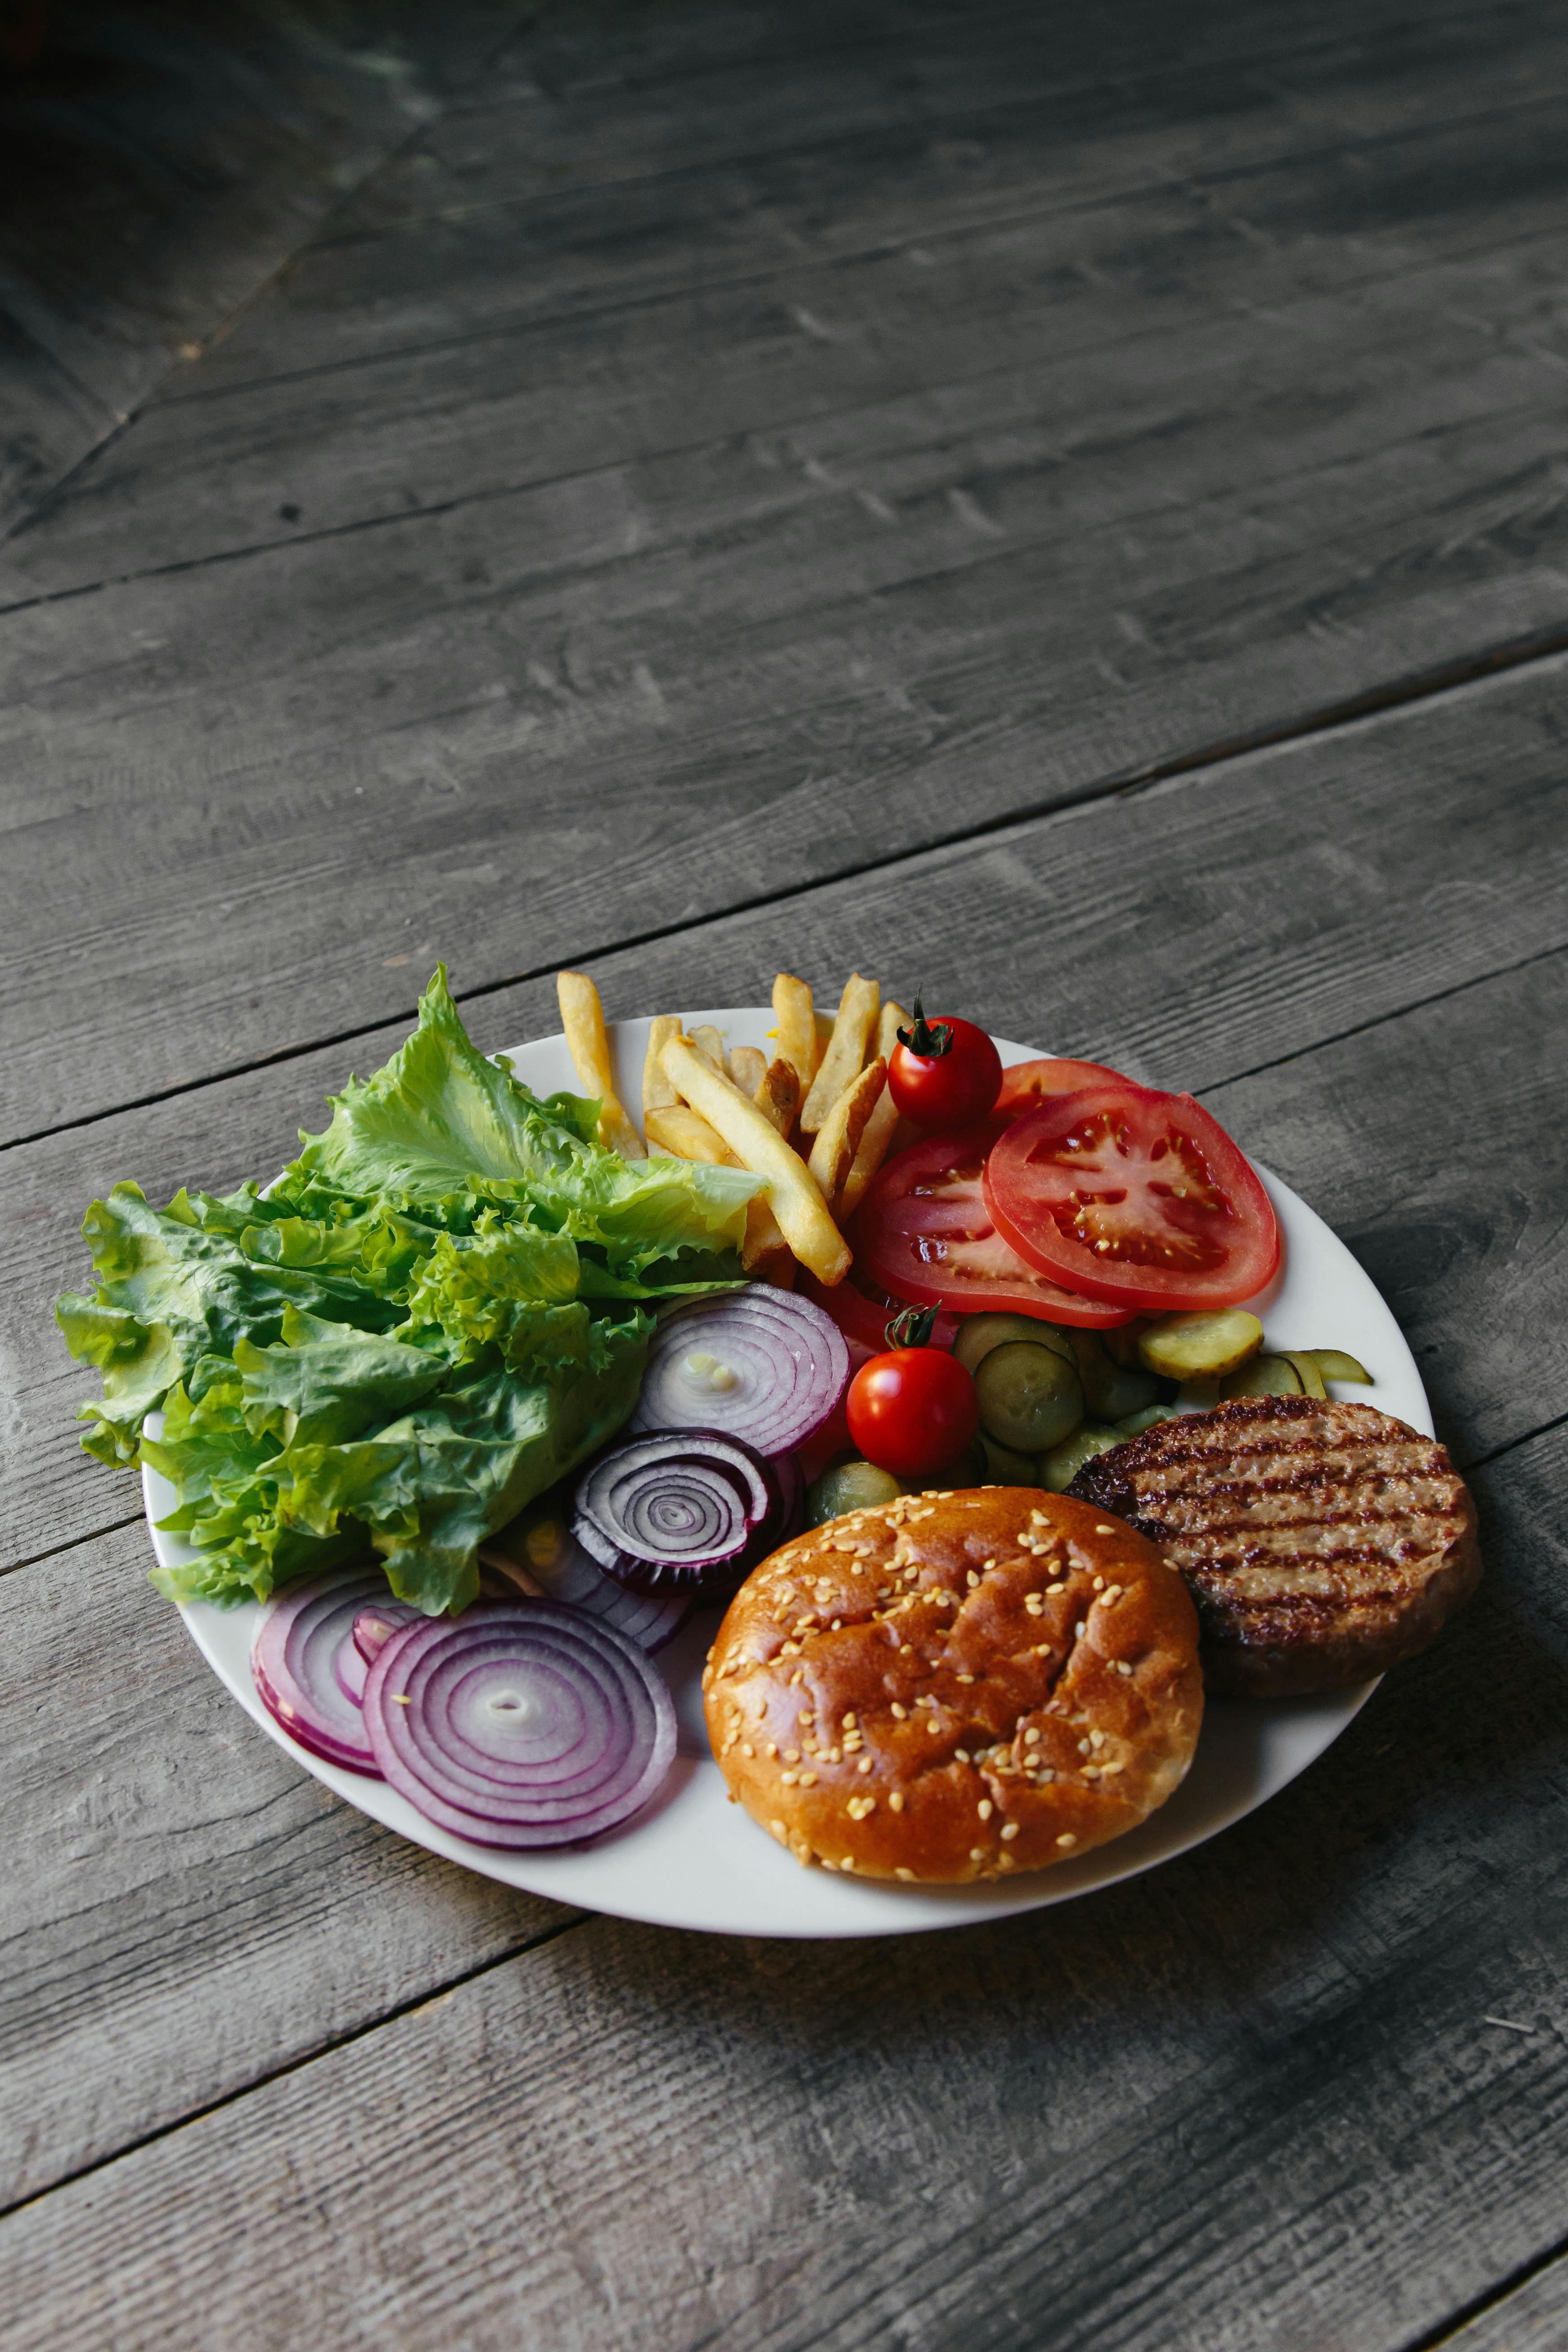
left=8, top=1, right=1568, bottom=1129
left=1439, top=2252, right=1568, bottom=2350
left=14, top=658, right=1567, bottom=1570
left=2, top=1417, right=1562, bottom=2350
left=0, top=0, right=528, bottom=530
left=0, top=1516, right=578, bottom=2207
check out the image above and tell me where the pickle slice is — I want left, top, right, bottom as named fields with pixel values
left=1137, top=1309, right=1263, bottom=1382
left=1041, top=1424, right=1124, bottom=1492
left=1279, top=1350, right=1328, bottom=1399
left=1219, top=1353, right=1304, bottom=1399
left=975, top=1342, right=1084, bottom=1452
left=953, top=1313, right=1076, bottom=1378
left=979, top=1432, right=1040, bottom=1485
left=1306, top=1348, right=1372, bottom=1385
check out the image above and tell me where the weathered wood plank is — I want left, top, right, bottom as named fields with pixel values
left=1439, top=2252, right=1568, bottom=2351
left=2, top=1416, right=1562, bottom=2349
left=0, top=0, right=527, bottom=530
left=8, top=3, right=1568, bottom=1129
left=0, top=1516, right=579, bottom=2208
left=12, top=659, right=1567, bottom=1569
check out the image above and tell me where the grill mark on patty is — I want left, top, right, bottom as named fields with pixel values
left=1069, top=1395, right=1480, bottom=1695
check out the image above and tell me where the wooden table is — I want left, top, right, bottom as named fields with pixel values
left=3, top=4, right=1566, bottom=2344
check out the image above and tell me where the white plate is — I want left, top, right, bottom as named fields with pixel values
left=147, top=1010, right=1429, bottom=1939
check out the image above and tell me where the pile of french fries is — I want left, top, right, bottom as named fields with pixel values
left=556, top=969, right=910, bottom=1289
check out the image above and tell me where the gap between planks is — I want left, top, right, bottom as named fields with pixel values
left=0, top=1908, right=593, bottom=2231
left=6, top=613, right=1567, bottom=1161
left=1406, top=2220, right=1568, bottom=2352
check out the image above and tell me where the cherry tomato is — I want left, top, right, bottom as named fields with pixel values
left=887, top=1000, right=1002, bottom=1130
left=846, top=1311, right=979, bottom=1480
left=854, top=1129, right=1135, bottom=1327
left=995, top=1056, right=1131, bottom=1120
left=801, top=1265, right=961, bottom=1355
left=983, top=1080, right=1280, bottom=1310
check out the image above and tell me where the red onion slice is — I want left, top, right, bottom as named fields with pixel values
left=362, top=1604, right=676, bottom=1848
left=337, top=1601, right=422, bottom=1701
left=479, top=1524, right=691, bottom=1654
left=576, top=1430, right=770, bottom=1574
left=252, top=1569, right=394, bottom=1775
left=630, top=1289, right=849, bottom=1457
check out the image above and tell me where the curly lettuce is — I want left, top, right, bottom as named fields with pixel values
left=58, top=967, right=759, bottom=1614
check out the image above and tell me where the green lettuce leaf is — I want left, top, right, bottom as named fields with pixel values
left=61, top=966, right=746, bottom=1613
left=281, top=965, right=759, bottom=1286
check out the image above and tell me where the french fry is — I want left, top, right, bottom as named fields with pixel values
left=727, top=1043, right=767, bottom=1097
left=753, top=1056, right=801, bottom=1137
left=807, top=1057, right=886, bottom=1199
left=642, top=1013, right=681, bottom=1115
left=690, top=1024, right=728, bottom=1075
left=660, top=1036, right=850, bottom=1285
left=772, top=973, right=819, bottom=1093
left=799, top=971, right=879, bottom=1134
left=645, top=1103, right=738, bottom=1166
left=743, top=1193, right=795, bottom=1286
left=557, top=971, right=644, bottom=1159
left=836, top=1000, right=908, bottom=1220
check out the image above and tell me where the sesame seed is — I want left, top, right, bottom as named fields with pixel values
left=840, top=1857, right=856, bottom=1871
left=957, top=1672, right=975, bottom=1685
left=784, top=1748, right=800, bottom=1763
left=741, top=1743, right=754, bottom=1758
left=1024, top=1727, right=1041, bottom=1745
left=770, top=1819, right=786, bottom=1836
left=1115, top=1660, right=1133, bottom=1677
left=966, top=1570, right=979, bottom=1588
left=781, top=1641, right=800, bottom=1657
left=896, top=1866, right=915, bottom=1881
left=1092, top=1575, right=1104, bottom=1590
left=766, top=1741, right=778, bottom=1758
left=889, top=1791, right=905, bottom=1812
left=998, top=1852, right=1014, bottom=1868
left=956, top=1747, right=970, bottom=1762
left=1057, top=1833, right=1077, bottom=1847
left=978, top=1799, right=993, bottom=1821
left=1102, top=1758, right=1125, bottom=1776
left=391, top=1694, right=411, bottom=1706
left=1083, top=1765, right=1101, bottom=1779
left=1000, top=1822, right=1020, bottom=1841
left=970, top=1847, right=987, bottom=1862
left=1074, top=1622, right=1086, bottom=1637
left=928, top=1719, right=942, bottom=1734
left=891, top=1703, right=908, bottom=1719
left=1024, top=1594, right=1044, bottom=1616
left=1046, top=1581, right=1065, bottom=1594
left=1036, top=1768, right=1055, bottom=1784
left=800, top=1772, right=818, bottom=1787
left=858, top=1757, right=873, bottom=1775
left=1091, top=1729, right=1105, bottom=1748
left=842, top=1712, right=858, bottom=1728
left=781, top=1771, right=799, bottom=1786
left=1095, top=1524, right=1115, bottom=1534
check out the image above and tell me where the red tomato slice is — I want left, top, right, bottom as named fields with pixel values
left=995, top=1056, right=1133, bottom=1119
left=983, top=1082, right=1280, bottom=1310
left=854, top=1129, right=1135, bottom=1328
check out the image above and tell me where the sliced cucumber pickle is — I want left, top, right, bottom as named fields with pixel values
left=1041, top=1424, right=1124, bottom=1493
left=979, top=1433, right=1039, bottom=1485
left=1306, top=1348, right=1372, bottom=1385
left=1069, top=1330, right=1158, bottom=1421
left=975, top=1341, right=1084, bottom=1453
left=1219, top=1353, right=1303, bottom=1400
left=1116, top=1403, right=1182, bottom=1438
left=1102, top=1319, right=1152, bottom=1369
left=1137, top=1309, right=1263, bottom=1382
left=1279, top=1349, right=1328, bottom=1399
left=807, top=1459, right=904, bottom=1525
left=952, top=1312, right=1076, bottom=1378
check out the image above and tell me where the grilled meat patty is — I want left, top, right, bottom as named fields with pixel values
left=1069, top=1395, right=1480, bottom=1697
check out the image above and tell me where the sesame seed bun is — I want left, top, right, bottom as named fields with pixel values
left=702, top=1486, right=1204, bottom=1884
